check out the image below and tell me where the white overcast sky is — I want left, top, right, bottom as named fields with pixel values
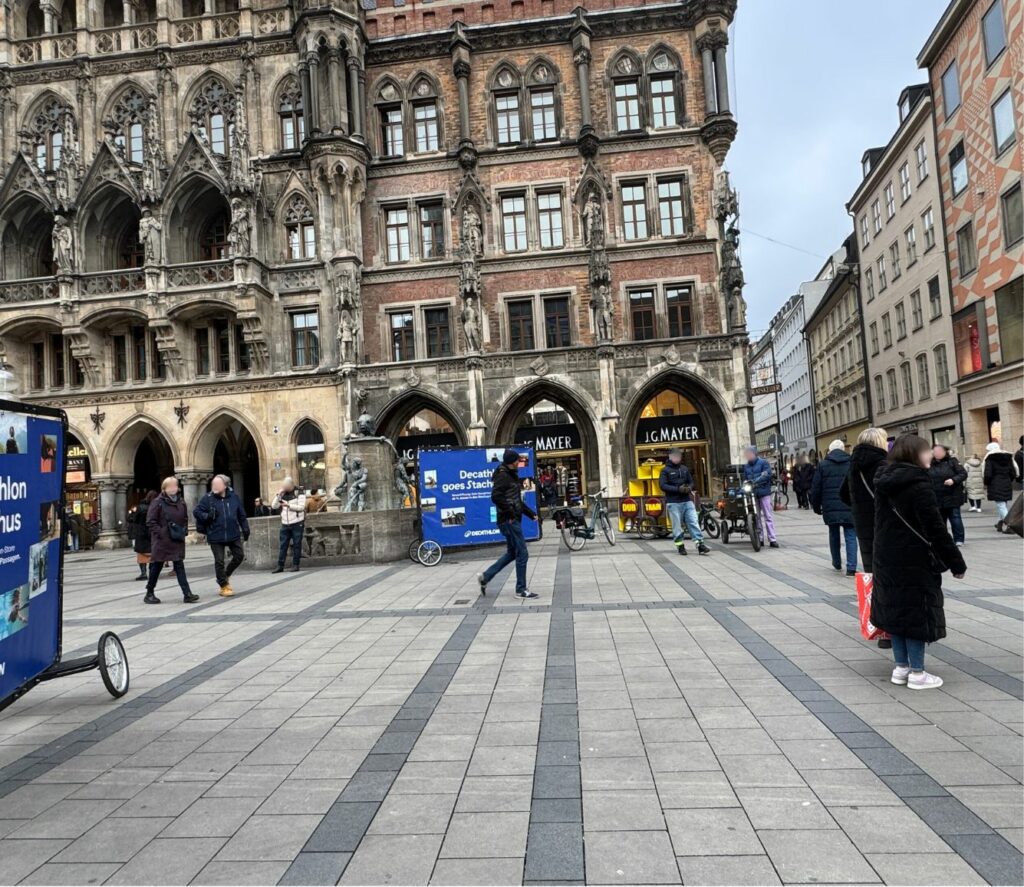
left=727, top=0, right=949, bottom=336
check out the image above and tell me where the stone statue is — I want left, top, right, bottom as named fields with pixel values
left=356, top=411, right=376, bottom=437
left=52, top=214, right=74, bottom=274
left=228, top=197, right=252, bottom=257
left=458, top=243, right=480, bottom=299
left=338, top=307, right=356, bottom=364
left=721, top=224, right=744, bottom=295
left=461, top=296, right=482, bottom=353
left=462, top=203, right=482, bottom=256
left=335, top=451, right=368, bottom=512
left=394, top=461, right=414, bottom=502
left=714, top=169, right=739, bottom=227
left=582, top=190, right=605, bottom=248
left=592, top=282, right=613, bottom=342
left=139, top=212, right=161, bottom=265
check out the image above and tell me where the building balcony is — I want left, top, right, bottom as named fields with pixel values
left=0, top=276, right=59, bottom=305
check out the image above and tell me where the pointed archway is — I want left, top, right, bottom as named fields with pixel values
left=189, top=410, right=264, bottom=514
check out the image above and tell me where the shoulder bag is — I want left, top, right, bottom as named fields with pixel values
left=888, top=500, right=945, bottom=574
left=161, top=500, right=187, bottom=542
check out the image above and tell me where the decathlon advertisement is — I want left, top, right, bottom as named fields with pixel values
left=0, top=401, right=65, bottom=706
left=417, top=446, right=540, bottom=547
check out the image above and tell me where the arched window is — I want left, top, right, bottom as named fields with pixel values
left=295, top=421, right=325, bottom=493
left=190, top=79, right=236, bottom=155
left=27, top=98, right=72, bottom=173
left=108, top=88, right=150, bottom=165
left=525, top=60, right=559, bottom=143
left=278, top=79, right=304, bottom=150
left=200, top=210, right=230, bottom=260
left=409, top=76, right=439, bottom=153
left=645, top=48, right=682, bottom=129
left=375, top=79, right=404, bottom=158
left=490, top=65, right=523, bottom=145
left=609, top=52, right=642, bottom=133
left=102, top=0, right=123, bottom=27
left=284, top=195, right=316, bottom=260
left=26, top=0, right=45, bottom=36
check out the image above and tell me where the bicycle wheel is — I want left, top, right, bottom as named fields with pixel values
left=637, top=517, right=657, bottom=540
left=98, top=631, right=130, bottom=698
left=703, top=514, right=721, bottom=539
left=408, top=539, right=420, bottom=562
left=749, top=514, right=762, bottom=552
left=561, top=525, right=587, bottom=551
left=774, top=489, right=789, bottom=508
left=416, top=540, right=443, bottom=566
left=600, top=512, right=616, bottom=546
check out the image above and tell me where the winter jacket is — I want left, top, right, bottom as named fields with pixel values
left=810, top=450, right=853, bottom=525
left=742, top=457, right=773, bottom=498
left=490, top=464, right=537, bottom=523
left=984, top=451, right=1018, bottom=502
left=131, top=507, right=152, bottom=555
left=792, top=463, right=815, bottom=494
left=146, top=493, right=189, bottom=562
left=870, top=461, right=965, bottom=643
left=839, top=444, right=887, bottom=572
left=271, top=490, right=307, bottom=526
left=929, top=455, right=967, bottom=509
left=1016, top=448, right=1024, bottom=485
left=194, top=490, right=249, bottom=544
left=659, top=461, right=696, bottom=503
left=964, top=457, right=985, bottom=501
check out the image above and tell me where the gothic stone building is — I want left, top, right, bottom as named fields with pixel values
left=0, top=0, right=749, bottom=543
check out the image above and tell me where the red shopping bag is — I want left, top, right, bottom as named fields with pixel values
left=856, top=572, right=889, bottom=641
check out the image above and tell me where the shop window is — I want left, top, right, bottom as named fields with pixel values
left=952, top=303, right=985, bottom=377
left=295, top=421, right=326, bottom=494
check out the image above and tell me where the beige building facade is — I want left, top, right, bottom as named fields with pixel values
left=848, top=85, right=960, bottom=450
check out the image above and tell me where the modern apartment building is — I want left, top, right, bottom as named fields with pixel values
left=0, top=0, right=752, bottom=541
left=918, top=0, right=1022, bottom=453
left=848, top=84, right=960, bottom=449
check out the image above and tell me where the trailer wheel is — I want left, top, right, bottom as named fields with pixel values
left=98, top=632, right=129, bottom=698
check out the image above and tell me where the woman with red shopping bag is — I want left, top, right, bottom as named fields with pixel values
left=870, top=435, right=966, bottom=690
left=840, top=428, right=891, bottom=648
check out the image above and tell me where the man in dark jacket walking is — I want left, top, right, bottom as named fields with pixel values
left=929, top=444, right=967, bottom=545
left=659, top=448, right=709, bottom=556
left=792, top=455, right=815, bottom=509
left=194, top=474, right=250, bottom=597
left=478, top=449, right=538, bottom=599
left=810, top=440, right=858, bottom=575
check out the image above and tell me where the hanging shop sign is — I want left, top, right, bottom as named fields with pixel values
left=515, top=423, right=582, bottom=453
left=397, top=432, right=459, bottom=463
left=635, top=414, right=706, bottom=445
left=65, top=444, right=90, bottom=484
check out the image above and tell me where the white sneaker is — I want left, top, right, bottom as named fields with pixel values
left=907, top=671, right=944, bottom=690
left=891, top=666, right=911, bottom=685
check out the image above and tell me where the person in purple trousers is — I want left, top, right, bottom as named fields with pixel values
left=742, top=445, right=778, bottom=548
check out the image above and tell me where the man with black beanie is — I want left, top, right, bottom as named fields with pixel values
left=478, top=448, right=538, bottom=598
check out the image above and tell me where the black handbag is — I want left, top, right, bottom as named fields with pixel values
left=161, top=501, right=187, bottom=542
left=889, top=501, right=946, bottom=574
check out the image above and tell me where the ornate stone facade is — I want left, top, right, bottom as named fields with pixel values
left=0, top=0, right=748, bottom=543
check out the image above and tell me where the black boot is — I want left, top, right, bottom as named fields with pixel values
left=135, top=563, right=147, bottom=581
left=144, top=591, right=161, bottom=604
left=272, top=565, right=284, bottom=574
left=677, top=544, right=688, bottom=556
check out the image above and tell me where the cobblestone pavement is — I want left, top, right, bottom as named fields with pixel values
left=0, top=507, right=1021, bottom=885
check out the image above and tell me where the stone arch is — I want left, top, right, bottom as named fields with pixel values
left=524, top=55, right=561, bottom=86
left=104, top=414, right=180, bottom=476
left=371, top=73, right=405, bottom=104
left=606, top=47, right=643, bottom=80
left=486, top=60, right=522, bottom=91
left=619, top=366, right=735, bottom=480
left=377, top=388, right=469, bottom=455
left=79, top=304, right=149, bottom=330
left=186, top=405, right=265, bottom=468
left=181, top=72, right=237, bottom=153
left=0, top=192, right=54, bottom=279
left=77, top=181, right=142, bottom=272
left=644, top=42, right=683, bottom=73
left=164, top=173, right=230, bottom=263
left=66, top=422, right=97, bottom=468
left=490, top=378, right=603, bottom=497
left=186, top=407, right=266, bottom=510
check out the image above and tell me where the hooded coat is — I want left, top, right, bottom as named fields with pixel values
left=964, top=456, right=985, bottom=501
left=929, top=454, right=967, bottom=509
left=146, top=492, right=189, bottom=562
left=810, top=449, right=853, bottom=525
left=839, top=443, right=887, bottom=572
left=984, top=451, right=1017, bottom=502
left=792, top=462, right=815, bottom=495
left=870, top=461, right=965, bottom=643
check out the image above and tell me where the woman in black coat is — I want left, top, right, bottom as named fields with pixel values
left=871, top=434, right=966, bottom=691
left=929, top=445, right=967, bottom=545
left=792, top=456, right=815, bottom=509
left=144, top=477, right=198, bottom=605
left=131, top=491, right=157, bottom=580
left=983, top=442, right=1019, bottom=532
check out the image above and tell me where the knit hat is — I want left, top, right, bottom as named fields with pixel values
left=828, top=440, right=845, bottom=452
left=502, top=448, right=520, bottom=465
left=985, top=442, right=1001, bottom=455
left=743, top=444, right=757, bottom=455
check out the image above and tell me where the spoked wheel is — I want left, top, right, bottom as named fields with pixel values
left=561, top=526, right=587, bottom=551
left=408, top=539, right=420, bottom=563
left=637, top=517, right=658, bottom=540
left=774, top=490, right=789, bottom=509
left=600, top=513, right=616, bottom=546
left=703, top=515, right=721, bottom=539
left=749, top=514, right=762, bottom=552
left=416, top=540, right=443, bottom=566
left=98, top=631, right=130, bottom=698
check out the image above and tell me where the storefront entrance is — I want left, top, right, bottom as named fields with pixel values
left=515, top=401, right=585, bottom=507
left=396, top=408, right=460, bottom=464
left=633, top=391, right=710, bottom=497
left=65, top=433, right=98, bottom=522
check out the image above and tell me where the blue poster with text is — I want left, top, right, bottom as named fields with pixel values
left=417, top=447, right=539, bottom=547
left=0, top=404, right=64, bottom=706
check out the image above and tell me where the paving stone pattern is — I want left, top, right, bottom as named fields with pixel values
left=0, top=508, right=1021, bottom=885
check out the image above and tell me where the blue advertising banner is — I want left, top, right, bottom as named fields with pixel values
left=417, top=446, right=540, bottom=547
left=0, top=401, right=65, bottom=707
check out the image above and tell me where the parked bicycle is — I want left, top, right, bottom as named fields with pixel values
left=698, top=499, right=721, bottom=539
left=552, top=488, right=616, bottom=551
left=772, top=481, right=789, bottom=510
